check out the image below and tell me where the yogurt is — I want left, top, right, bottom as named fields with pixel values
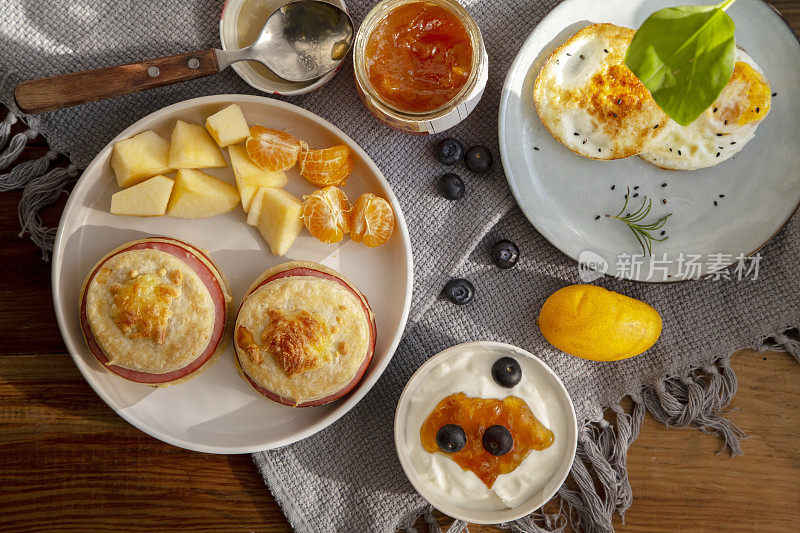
left=397, top=343, right=574, bottom=511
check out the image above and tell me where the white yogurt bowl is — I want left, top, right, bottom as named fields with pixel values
left=219, top=0, right=348, bottom=96
left=394, top=341, right=577, bottom=524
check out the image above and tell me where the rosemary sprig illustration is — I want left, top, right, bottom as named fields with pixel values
left=606, top=187, right=672, bottom=255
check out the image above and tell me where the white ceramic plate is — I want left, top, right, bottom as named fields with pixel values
left=394, top=342, right=577, bottom=524
left=52, top=94, right=413, bottom=453
left=499, top=0, right=800, bottom=282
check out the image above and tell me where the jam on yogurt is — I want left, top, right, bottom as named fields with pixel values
left=420, top=393, right=554, bottom=488
left=402, top=347, right=568, bottom=510
left=364, top=1, right=473, bottom=113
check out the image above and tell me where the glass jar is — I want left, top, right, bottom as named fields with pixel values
left=353, top=0, right=488, bottom=134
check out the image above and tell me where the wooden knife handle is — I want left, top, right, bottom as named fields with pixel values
left=14, top=49, right=220, bottom=114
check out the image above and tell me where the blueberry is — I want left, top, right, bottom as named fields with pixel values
left=464, top=145, right=493, bottom=173
left=437, top=173, right=465, bottom=200
left=436, top=138, right=464, bottom=165
left=491, top=357, right=521, bottom=388
left=436, top=424, right=467, bottom=452
left=482, top=425, right=514, bottom=456
left=443, top=278, right=474, bottom=305
left=491, top=240, right=519, bottom=269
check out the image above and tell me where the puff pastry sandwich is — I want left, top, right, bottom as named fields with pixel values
left=234, top=261, right=376, bottom=407
left=79, top=237, right=232, bottom=386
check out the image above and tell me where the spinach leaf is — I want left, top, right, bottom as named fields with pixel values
left=624, top=0, right=737, bottom=126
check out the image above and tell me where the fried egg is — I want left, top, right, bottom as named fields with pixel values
left=639, top=49, right=772, bottom=170
left=533, top=23, right=669, bottom=160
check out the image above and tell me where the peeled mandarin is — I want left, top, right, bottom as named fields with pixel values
left=537, top=284, right=661, bottom=361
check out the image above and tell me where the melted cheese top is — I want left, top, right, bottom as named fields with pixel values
left=85, top=249, right=215, bottom=373
left=235, top=275, right=370, bottom=404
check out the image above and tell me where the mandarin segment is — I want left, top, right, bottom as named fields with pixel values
left=302, top=186, right=352, bottom=244
left=350, top=193, right=395, bottom=248
left=302, top=156, right=354, bottom=188
left=246, top=126, right=305, bottom=172
left=299, top=145, right=354, bottom=187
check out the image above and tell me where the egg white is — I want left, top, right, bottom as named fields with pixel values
left=639, top=49, right=770, bottom=171
left=533, top=24, right=669, bottom=160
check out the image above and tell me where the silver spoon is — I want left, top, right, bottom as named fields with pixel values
left=14, top=0, right=354, bottom=114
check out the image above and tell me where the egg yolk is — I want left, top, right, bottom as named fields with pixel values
left=714, top=62, right=771, bottom=127
left=420, top=392, right=554, bottom=488
left=364, top=2, right=473, bottom=113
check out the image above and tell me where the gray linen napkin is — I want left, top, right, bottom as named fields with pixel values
left=1, top=1, right=798, bottom=532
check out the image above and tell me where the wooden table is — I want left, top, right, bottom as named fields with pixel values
left=2, top=4, right=799, bottom=529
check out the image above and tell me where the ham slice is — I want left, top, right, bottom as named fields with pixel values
left=79, top=239, right=227, bottom=385
left=239, top=266, right=376, bottom=407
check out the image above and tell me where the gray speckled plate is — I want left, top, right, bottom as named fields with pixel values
left=499, top=0, right=800, bottom=282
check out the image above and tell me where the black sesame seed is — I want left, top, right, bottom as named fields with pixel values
left=719, top=194, right=725, bottom=198
left=633, top=186, right=639, bottom=190
left=716, top=152, right=720, bottom=157
left=717, top=133, right=723, bottom=136
left=582, top=139, right=587, bottom=145
left=756, top=107, right=760, bottom=113
left=595, top=215, right=601, bottom=220
left=714, top=201, right=718, bottom=206
left=580, top=54, right=585, bottom=60
left=772, top=92, right=777, bottom=97
left=617, top=99, right=622, bottom=105
left=669, top=148, right=673, bottom=152
left=612, top=112, right=617, bottom=118
left=566, top=53, right=572, bottom=56
left=654, top=124, right=659, bottom=129
left=660, top=230, right=666, bottom=236
left=604, top=48, right=609, bottom=53
left=724, top=120, right=728, bottom=125
left=661, top=183, right=668, bottom=187
left=633, top=193, right=639, bottom=198
left=533, top=146, right=539, bottom=151
left=662, top=199, right=667, bottom=204
left=611, top=185, right=616, bottom=190
left=574, top=132, right=580, bottom=136
left=556, top=60, right=559, bottom=64
left=713, top=107, right=717, bottom=113
left=678, top=150, right=682, bottom=156
left=598, top=148, right=602, bottom=153
left=730, top=142, right=736, bottom=145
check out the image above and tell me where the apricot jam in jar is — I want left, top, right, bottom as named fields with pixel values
left=354, top=0, right=488, bottom=134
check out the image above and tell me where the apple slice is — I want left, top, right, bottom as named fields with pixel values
left=252, top=187, right=303, bottom=256
left=110, top=130, right=172, bottom=188
left=166, top=169, right=239, bottom=219
left=110, top=175, right=174, bottom=217
left=229, top=145, right=288, bottom=211
left=205, top=104, right=250, bottom=147
left=246, top=187, right=265, bottom=226
left=168, top=120, right=226, bottom=169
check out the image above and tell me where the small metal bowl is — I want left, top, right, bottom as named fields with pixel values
left=220, top=0, right=348, bottom=96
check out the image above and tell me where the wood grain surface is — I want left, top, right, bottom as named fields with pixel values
left=14, top=49, right=219, bottom=115
left=1, top=3, right=798, bottom=531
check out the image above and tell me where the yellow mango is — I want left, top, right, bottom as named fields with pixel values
left=538, top=284, right=661, bottom=361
